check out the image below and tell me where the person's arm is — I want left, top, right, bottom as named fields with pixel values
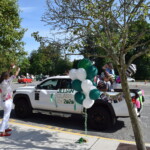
left=9, top=67, right=20, bottom=82
left=15, top=67, right=20, bottom=76
left=102, top=64, right=107, bottom=70
left=111, top=69, right=115, bottom=75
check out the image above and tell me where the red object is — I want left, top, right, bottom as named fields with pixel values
left=5, top=128, right=12, bottom=132
left=5, top=93, right=12, bottom=100
left=0, top=132, right=11, bottom=136
left=132, top=97, right=136, bottom=104
left=18, top=78, right=32, bottom=83
left=132, top=97, right=141, bottom=108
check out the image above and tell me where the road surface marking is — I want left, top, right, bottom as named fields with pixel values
left=9, top=120, right=150, bottom=146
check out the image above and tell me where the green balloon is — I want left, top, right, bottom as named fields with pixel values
left=89, top=89, right=100, bottom=100
left=93, top=82, right=97, bottom=87
left=86, top=66, right=98, bottom=80
left=78, top=58, right=92, bottom=70
left=75, top=92, right=85, bottom=104
left=72, top=79, right=82, bottom=91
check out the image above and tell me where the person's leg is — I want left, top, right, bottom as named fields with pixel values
left=5, top=100, right=13, bottom=130
left=106, top=81, right=111, bottom=91
left=0, top=99, right=12, bottom=134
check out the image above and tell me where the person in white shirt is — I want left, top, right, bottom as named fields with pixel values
left=0, top=65, right=20, bottom=136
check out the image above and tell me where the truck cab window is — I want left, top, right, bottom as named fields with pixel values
left=59, top=79, right=72, bottom=89
left=40, top=79, right=59, bottom=90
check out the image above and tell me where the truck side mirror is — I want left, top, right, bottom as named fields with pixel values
left=36, top=85, right=41, bottom=89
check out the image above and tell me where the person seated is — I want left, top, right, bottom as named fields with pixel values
left=97, top=71, right=114, bottom=92
left=102, top=62, right=115, bottom=76
left=94, top=75, right=101, bottom=86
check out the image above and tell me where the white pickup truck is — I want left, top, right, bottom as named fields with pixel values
left=13, top=76, right=144, bottom=130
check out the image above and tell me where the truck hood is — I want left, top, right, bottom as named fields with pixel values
left=16, top=86, right=36, bottom=91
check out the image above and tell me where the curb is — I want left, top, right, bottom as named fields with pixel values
left=9, top=119, right=150, bottom=146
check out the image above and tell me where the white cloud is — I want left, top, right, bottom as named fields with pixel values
left=20, top=7, right=36, bottom=13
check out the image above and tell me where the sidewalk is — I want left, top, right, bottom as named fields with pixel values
left=0, top=122, right=150, bottom=150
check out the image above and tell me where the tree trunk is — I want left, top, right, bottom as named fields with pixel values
left=119, top=69, right=146, bottom=150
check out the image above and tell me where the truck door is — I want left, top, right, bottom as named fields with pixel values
left=34, top=79, right=60, bottom=111
left=55, top=79, right=82, bottom=114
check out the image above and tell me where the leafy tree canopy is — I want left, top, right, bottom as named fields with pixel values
left=43, top=0, right=150, bottom=69
left=0, top=0, right=26, bottom=73
left=28, top=32, right=72, bottom=75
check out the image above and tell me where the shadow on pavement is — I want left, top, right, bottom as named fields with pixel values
left=0, top=125, right=79, bottom=150
left=117, top=143, right=150, bottom=150
left=0, top=109, right=125, bottom=134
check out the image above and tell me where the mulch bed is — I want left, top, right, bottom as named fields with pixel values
left=117, top=143, right=150, bottom=150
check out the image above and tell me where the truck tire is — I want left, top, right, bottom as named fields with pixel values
left=15, top=99, right=32, bottom=119
left=87, top=106, right=112, bottom=131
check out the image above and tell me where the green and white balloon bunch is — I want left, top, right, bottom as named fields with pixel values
left=69, top=58, right=101, bottom=109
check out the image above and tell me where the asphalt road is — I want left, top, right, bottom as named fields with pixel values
left=0, top=81, right=150, bottom=143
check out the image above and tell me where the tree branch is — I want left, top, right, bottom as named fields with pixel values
left=65, top=53, right=107, bottom=58
left=127, top=0, right=145, bottom=23
left=124, top=31, right=147, bottom=54
left=127, top=48, right=150, bottom=67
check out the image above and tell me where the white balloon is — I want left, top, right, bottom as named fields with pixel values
left=81, top=79, right=93, bottom=94
left=90, top=86, right=96, bottom=91
left=83, top=98, right=95, bottom=109
left=69, top=69, right=77, bottom=80
left=76, top=68, right=87, bottom=81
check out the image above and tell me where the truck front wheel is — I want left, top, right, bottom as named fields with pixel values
left=15, top=99, right=32, bottom=119
left=88, top=106, right=112, bottom=131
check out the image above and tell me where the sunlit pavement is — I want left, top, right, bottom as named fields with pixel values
left=0, top=119, right=150, bottom=150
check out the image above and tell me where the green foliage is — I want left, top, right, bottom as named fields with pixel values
left=126, top=20, right=150, bottom=79
left=43, top=0, right=150, bottom=68
left=29, top=49, right=72, bottom=75
left=73, top=60, right=80, bottom=69
left=18, top=57, right=30, bottom=75
left=29, top=33, right=73, bottom=75
left=81, top=20, right=150, bottom=79
left=0, top=0, right=26, bottom=73
left=134, top=55, right=150, bottom=80
left=29, top=50, right=53, bottom=75
left=55, top=58, right=72, bottom=75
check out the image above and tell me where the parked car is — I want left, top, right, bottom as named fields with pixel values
left=18, top=78, right=33, bottom=83
left=36, top=75, right=49, bottom=81
left=127, top=77, right=135, bottom=82
left=13, top=76, right=144, bottom=131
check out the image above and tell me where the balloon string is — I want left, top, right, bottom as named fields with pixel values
left=74, top=102, right=76, bottom=111
left=50, top=94, right=58, bottom=108
left=84, top=109, right=87, bottom=136
left=50, top=94, right=53, bottom=102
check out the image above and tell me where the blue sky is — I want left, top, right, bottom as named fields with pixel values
left=18, top=0, right=83, bottom=61
left=18, top=0, right=49, bottom=54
